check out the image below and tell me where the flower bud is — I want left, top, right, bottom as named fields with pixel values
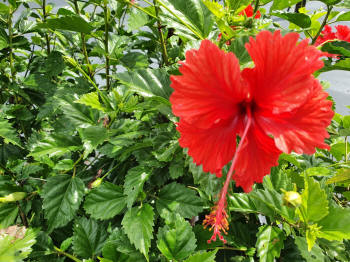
left=91, top=178, right=102, bottom=188
left=0, top=192, right=27, bottom=203
left=283, top=191, right=302, bottom=208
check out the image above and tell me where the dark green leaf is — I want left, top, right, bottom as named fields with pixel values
left=272, top=13, right=311, bottom=28
left=73, top=217, right=108, bottom=258
left=0, top=203, right=18, bottom=229
left=122, top=204, right=154, bottom=260
left=228, top=35, right=251, bottom=64
left=156, top=182, right=203, bottom=219
left=39, top=15, right=93, bottom=34
left=84, top=182, right=127, bottom=220
left=184, top=250, right=217, bottom=262
left=42, top=175, right=84, bottom=232
left=322, top=41, right=350, bottom=57
left=336, top=11, right=350, bottom=21
left=0, top=117, right=21, bottom=147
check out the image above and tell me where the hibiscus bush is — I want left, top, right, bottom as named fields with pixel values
left=1, top=0, right=350, bottom=261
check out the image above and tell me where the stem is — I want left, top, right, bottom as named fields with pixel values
left=311, top=5, right=332, bottom=45
left=42, top=0, right=51, bottom=54
left=127, top=0, right=157, bottom=19
left=103, top=0, right=110, bottom=90
left=73, top=0, right=93, bottom=77
left=155, top=0, right=204, bottom=40
left=154, top=1, right=169, bottom=66
left=345, top=136, right=348, bottom=162
left=8, top=6, right=15, bottom=82
left=253, top=0, right=260, bottom=15
left=54, top=246, right=82, bottom=262
left=17, top=203, right=28, bottom=227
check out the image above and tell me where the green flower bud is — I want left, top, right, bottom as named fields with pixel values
left=91, top=178, right=102, bottom=188
left=0, top=192, right=27, bottom=203
left=283, top=191, right=302, bottom=208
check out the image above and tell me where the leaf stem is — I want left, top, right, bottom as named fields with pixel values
left=154, top=1, right=169, bottom=66
left=126, top=0, right=157, bottom=19
left=54, top=246, right=82, bottom=262
left=8, top=6, right=15, bottom=82
left=103, top=0, right=110, bottom=90
left=345, top=136, right=348, bottom=162
left=42, top=0, right=51, bottom=54
left=155, top=0, right=204, bottom=40
left=253, top=0, right=260, bottom=15
left=311, top=5, right=332, bottom=45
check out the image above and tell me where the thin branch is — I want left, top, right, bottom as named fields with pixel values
left=311, top=5, right=332, bottom=45
left=54, top=246, right=82, bottom=262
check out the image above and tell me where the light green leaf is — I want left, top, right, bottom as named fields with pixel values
left=256, top=225, right=285, bottom=262
left=305, top=167, right=331, bottom=177
left=42, top=175, right=84, bottom=232
left=271, top=0, right=302, bottom=10
left=115, top=68, right=172, bottom=102
left=39, top=15, right=93, bottom=34
left=330, top=142, right=350, bottom=161
left=156, top=182, right=203, bottom=219
left=73, top=217, right=108, bottom=259
left=0, top=227, right=38, bottom=262
left=78, top=126, right=108, bottom=149
left=84, top=182, right=127, bottom=220
left=306, top=224, right=321, bottom=251
left=295, top=236, right=325, bottom=262
left=124, top=166, right=151, bottom=208
left=318, top=205, right=350, bottom=241
left=128, top=8, right=149, bottom=32
left=159, top=0, right=214, bottom=40
left=202, top=0, right=225, bottom=18
left=299, top=176, right=328, bottom=223
left=75, top=92, right=106, bottom=112
left=336, top=11, right=350, bottom=22
left=0, top=117, right=21, bottom=147
left=0, top=204, right=18, bottom=229
left=122, top=204, right=154, bottom=261
left=157, top=214, right=197, bottom=261
left=326, top=168, right=350, bottom=184
left=343, top=115, right=350, bottom=128
left=184, top=250, right=217, bottom=262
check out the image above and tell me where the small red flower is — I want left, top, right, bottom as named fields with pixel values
left=239, top=4, right=261, bottom=19
left=335, top=25, right=350, bottom=42
left=315, top=25, right=350, bottom=46
left=170, top=30, right=334, bottom=243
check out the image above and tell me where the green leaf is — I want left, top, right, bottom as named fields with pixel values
left=336, top=11, right=350, bottom=22
left=128, top=8, right=149, bottom=32
left=326, top=168, right=350, bottom=184
left=305, top=167, right=331, bottom=177
left=78, top=126, right=108, bottom=149
left=42, top=175, right=84, bottom=232
left=73, top=217, right=108, bottom=259
left=269, top=167, right=294, bottom=192
left=122, top=204, right=154, bottom=260
left=343, top=115, right=350, bottom=128
left=299, top=176, right=328, bottom=223
left=271, top=0, right=302, bottom=10
left=228, top=35, right=251, bottom=64
left=159, top=0, right=214, bottom=39
left=157, top=214, right=197, bottom=261
left=0, top=3, right=9, bottom=13
left=0, top=227, right=38, bottom=261
left=115, top=68, right=172, bottom=102
left=256, top=225, right=285, bottom=262
left=319, top=0, right=342, bottom=4
left=39, top=15, right=93, bottom=34
left=295, top=236, right=325, bottom=262
left=0, top=117, right=21, bottom=147
left=156, top=182, right=203, bottom=219
left=318, top=205, right=350, bottom=241
left=184, top=250, right=217, bottom=262
left=228, top=193, right=257, bottom=213
left=272, top=13, right=311, bottom=28
left=102, top=228, right=145, bottom=262
left=75, top=92, right=106, bottom=112
left=124, top=165, right=152, bottom=208
left=330, top=142, right=350, bottom=161
left=202, top=0, right=225, bottom=19
left=84, top=182, right=127, bottom=220
left=0, top=204, right=18, bottom=229
left=321, top=41, right=350, bottom=57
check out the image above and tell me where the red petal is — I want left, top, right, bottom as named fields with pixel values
left=233, top=122, right=281, bottom=192
left=177, top=116, right=244, bottom=177
left=243, top=31, right=325, bottom=114
left=335, top=25, right=350, bottom=42
left=170, top=40, right=248, bottom=129
left=256, top=78, right=334, bottom=154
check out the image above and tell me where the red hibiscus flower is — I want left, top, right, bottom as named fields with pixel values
left=170, top=30, right=334, bottom=243
left=315, top=25, right=350, bottom=46
left=239, top=4, right=261, bottom=19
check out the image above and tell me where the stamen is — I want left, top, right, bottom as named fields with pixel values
left=203, top=106, right=253, bottom=243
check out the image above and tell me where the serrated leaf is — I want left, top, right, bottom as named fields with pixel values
left=75, top=92, right=106, bottom=112
left=124, top=166, right=151, bottom=208
left=122, top=204, right=154, bottom=260
left=0, top=227, right=38, bottom=261
left=326, top=168, right=350, bottom=184
left=42, top=175, right=84, bottom=232
left=115, top=68, right=172, bottom=103
left=0, top=203, right=18, bottom=229
left=78, top=126, right=108, bottom=149
left=156, top=182, right=203, bottom=219
left=202, top=0, right=225, bottom=18
left=300, top=177, right=328, bottom=223
left=84, top=182, right=127, bottom=220
left=102, top=228, right=145, bottom=262
left=39, top=15, right=93, bottom=33
left=318, top=205, right=350, bottom=241
left=295, top=236, right=325, bottom=262
left=128, top=8, right=149, bottom=32
left=256, top=225, right=285, bottom=262
left=184, top=250, right=217, bottom=262
left=228, top=35, right=251, bottom=64
left=0, top=117, right=21, bottom=147
left=73, top=217, right=108, bottom=259
left=157, top=214, right=197, bottom=261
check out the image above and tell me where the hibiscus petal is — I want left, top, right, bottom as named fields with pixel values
left=243, top=30, right=325, bottom=114
left=256, top=78, right=334, bottom=154
left=177, top=116, right=244, bottom=177
left=233, top=122, right=281, bottom=192
left=170, top=39, right=247, bottom=129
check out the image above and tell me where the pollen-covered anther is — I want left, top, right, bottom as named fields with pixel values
left=203, top=203, right=229, bottom=244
